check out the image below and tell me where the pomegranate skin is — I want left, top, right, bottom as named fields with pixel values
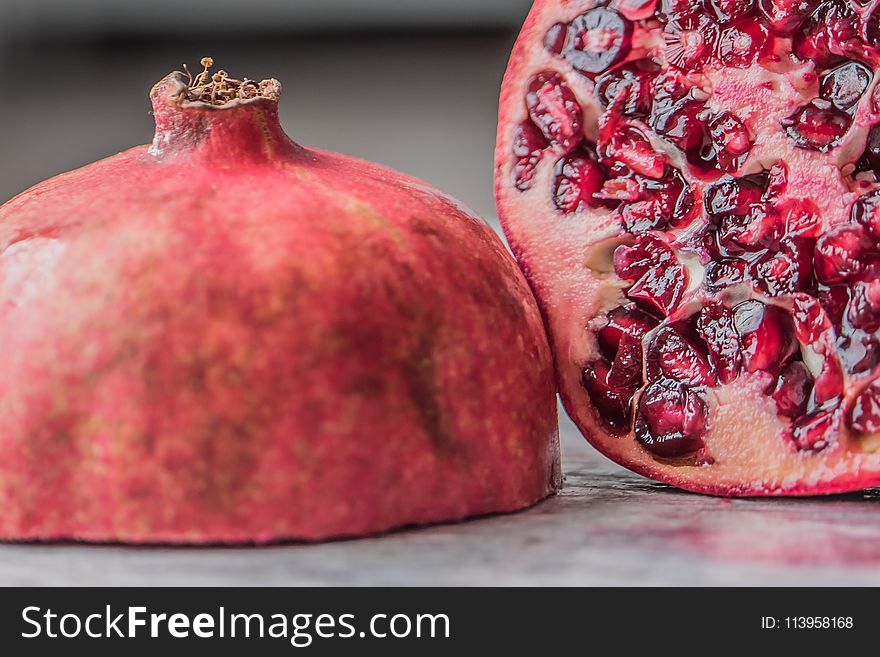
left=496, top=1, right=880, bottom=497
left=0, top=71, right=560, bottom=543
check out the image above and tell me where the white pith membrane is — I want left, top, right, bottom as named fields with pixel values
left=496, top=0, right=880, bottom=494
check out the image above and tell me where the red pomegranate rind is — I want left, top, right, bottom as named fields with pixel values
left=0, top=65, right=562, bottom=543
left=496, top=0, right=880, bottom=496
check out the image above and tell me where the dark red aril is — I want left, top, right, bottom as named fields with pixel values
left=790, top=408, right=839, bottom=452
left=614, top=235, right=689, bottom=316
left=594, top=59, right=660, bottom=117
left=848, top=380, right=880, bottom=436
left=837, top=330, right=880, bottom=375
left=718, top=21, right=769, bottom=68
left=659, top=0, right=705, bottom=23
left=552, top=145, right=607, bottom=213
left=813, top=223, right=874, bottom=285
left=750, top=237, right=815, bottom=296
left=851, top=189, right=880, bottom=239
left=707, top=0, right=756, bottom=25
left=704, top=174, right=766, bottom=217
left=564, top=8, right=634, bottom=76
left=733, top=300, right=797, bottom=375
left=764, top=162, right=789, bottom=200
left=664, top=15, right=721, bottom=71
left=791, top=293, right=831, bottom=345
left=598, top=304, right=660, bottom=359
left=512, top=121, right=548, bottom=191
left=697, top=303, right=742, bottom=384
left=782, top=101, right=852, bottom=152
left=635, top=380, right=707, bottom=457
left=611, top=0, right=660, bottom=21
left=769, top=361, right=813, bottom=418
left=582, top=361, right=637, bottom=433
left=708, top=111, right=752, bottom=172
left=599, top=125, right=668, bottom=178
left=780, top=199, right=820, bottom=237
left=704, top=258, right=747, bottom=292
left=526, top=72, right=584, bottom=153
left=544, top=22, right=568, bottom=54
left=819, top=61, right=873, bottom=112
left=856, top=126, right=880, bottom=179
left=812, top=347, right=845, bottom=408
left=757, top=0, right=818, bottom=36
left=618, top=169, right=695, bottom=232
left=652, top=98, right=710, bottom=165
left=646, top=325, right=717, bottom=387
left=791, top=1, right=863, bottom=70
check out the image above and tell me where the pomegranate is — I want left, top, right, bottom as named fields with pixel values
left=496, top=1, right=880, bottom=495
left=0, top=60, right=560, bottom=543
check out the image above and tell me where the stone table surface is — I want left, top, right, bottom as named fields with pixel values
left=1, top=410, right=879, bottom=587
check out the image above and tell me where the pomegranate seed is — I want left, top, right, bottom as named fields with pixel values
left=552, top=146, right=607, bottom=214
left=635, top=380, right=707, bottom=457
left=599, top=125, right=668, bottom=178
left=582, top=361, right=636, bottom=433
left=769, top=361, right=813, bottom=418
left=718, top=21, right=769, bottom=68
left=664, top=15, right=721, bottom=71
left=595, top=59, right=661, bottom=117
left=862, top=7, right=880, bottom=48
left=659, top=0, right=707, bottom=24
left=780, top=199, right=820, bottom=237
left=614, top=235, right=689, bottom=316
left=512, top=121, right=548, bottom=192
left=734, top=300, right=797, bottom=375
left=653, top=98, right=709, bottom=165
left=697, top=303, right=742, bottom=384
left=813, top=223, right=874, bottom=285
left=618, top=169, right=694, bottom=232
left=564, top=8, right=634, bottom=76
left=791, top=293, right=831, bottom=344
left=750, top=237, right=815, bottom=296
left=610, top=0, right=659, bottom=21
left=646, top=325, right=717, bottom=386
left=764, top=162, right=789, bottom=199
left=819, top=61, right=872, bottom=112
left=837, top=330, right=880, bottom=375
left=704, top=258, right=747, bottom=292
left=848, top=379, right=880, bottom=436
left=855, top=126, right=880, bottom=178
left=526, top=72, right=584, bottom=152
left=610, top=331, right=647, bottom=388
left=707, top=0, right=756, bottom=25
left=851, top=190, right=880, bottom=239
left=708, top=111, right=752, bottom=172
left=544, top=22, right=568, bottom=54
left=782, top=101, right=852, bottom=152
left=757, top=0, right=818, bottom=36
left=812, top=347, right=844, bottom=407
left=704, top=174, right=766, bottom=217
left=598, top=304, right=660, bottom=359
left=845, top=281, right=880, bottom=333
left=820, top=285, right=851, bottom=327
left=791, top=1, right=863, bottom=70
left=790, top=408, right=839, bottom=452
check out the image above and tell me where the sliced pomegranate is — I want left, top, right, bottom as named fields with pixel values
left=564, top=8, right=634, bottom=76
left=552, top=145, right=607, bottom=213
left=526, top=72, right=583, bottom=152
left=497, top=0, right=880, bottom=496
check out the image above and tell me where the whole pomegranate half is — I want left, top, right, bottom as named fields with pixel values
left=0, top=61, right=560, bottom=543
left=496, top=0, right=880, bottom=495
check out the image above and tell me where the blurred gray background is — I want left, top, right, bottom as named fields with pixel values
left=0, top=0, right=533, bottom=227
